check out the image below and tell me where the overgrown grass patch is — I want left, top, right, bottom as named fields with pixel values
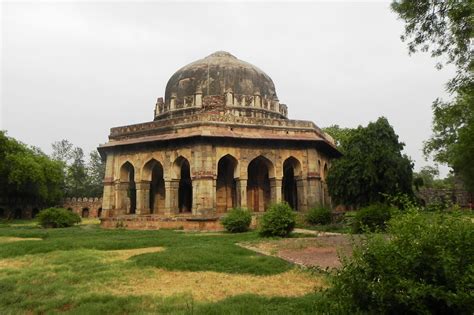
left=0, top=223, right=326, bottom=314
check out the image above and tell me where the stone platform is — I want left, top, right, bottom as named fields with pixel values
left=100, top=214, right=259, bottom=231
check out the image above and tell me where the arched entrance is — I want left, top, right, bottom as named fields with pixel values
left=247, top=156, right=273, bottom=212
left=82, top=207, right=90, bottom=218
left=120, top=162, right=136, bottom=214
left=174, top=157, right=192, bottom=213
left=282, top=157, right=302, bottom=210
left=14, top=208, right=22, bottom=219
left=97, top=207, right=102, bottom=218
left=216, top=155, right=238, bottom=212
left=143, top=159, right=165, bottom=214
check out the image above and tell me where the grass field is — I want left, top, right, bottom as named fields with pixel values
left=0, top=220, right=330, bottom=314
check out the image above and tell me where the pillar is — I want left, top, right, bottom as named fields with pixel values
left=236, top=178, right=247, bottom=209
left=167, top=179, right=179, bottom=214
left=296, top=177, right=307, bottom=211
left=270, top=177, right=282, bottom=204
left=192, top=176, right=215, bottom=216
left=115, top=182, right=130, bottom=215
left=102, top=179, right=115, bottom=217
left=136, top=181, right=150, bottom=215
left=306, top=173, right=322, bottom=208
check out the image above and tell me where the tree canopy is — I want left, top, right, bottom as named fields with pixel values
left=0, top=131, right=64, bottom=207
left=51, top=140, right=105, bottom=198
left=392, top=0, right=474, bottom=192
left=326, top=117, right=414, bottom=207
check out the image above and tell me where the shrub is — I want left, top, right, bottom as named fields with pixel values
left=352, top=203, right=395, bottom=233
left=259, top=203, right=296, bottom=237
left=221, top=208, right=252, bottom=233
left=329, top=210, right=474, bottom=314
left=305, top=206, right=332, bottom=225
left=37, top=207, right=81, bottom=228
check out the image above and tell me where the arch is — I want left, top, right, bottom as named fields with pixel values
left=216, top=154, right=238, bottom=212
left=282, top=157, right=302, bottom=210
left=97, top=207, right=103, bottom=218
left=82, top=207, right=90, bottom=218
left=173, top=156, right=192, bottom=213
left=246, top=154, right=276, bottom=179
left=247, top=156, right=273, bottom=212
left=14, top=208, right=22, bottom=219
left=32, top=208, right=40, bottom=218
left=119, top=161, right=136, bottom=214
left=143, top=159, right=165, bottom=214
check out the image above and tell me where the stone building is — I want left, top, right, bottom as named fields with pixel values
left=98, top=51, right=341, bottom=229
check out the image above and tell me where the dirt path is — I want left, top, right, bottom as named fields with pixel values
left=239, top=232, right=358, bottom=270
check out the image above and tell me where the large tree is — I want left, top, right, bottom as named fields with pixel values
left=51, top=140, right=105, bottom=197
left=327, top=117, right=413, bottom=207
left=0, top=131, right=64, bottom=207
left=392, top=0, right=473, bottom=191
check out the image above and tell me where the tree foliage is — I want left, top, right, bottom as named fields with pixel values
left=391, top=0, right=472, bottom=86
left=51, top=140, right=105, bottom=197
left=413, top=165, right=455, bottom=190
left=326, top=117, right=413, bottom=207
left=330, top=210, right=474, bottom=314
left=392, top=0, right=474, bottom=192
left=0, top=131, right=64, bottom=207
left=322, top=125, right=355, bottom=150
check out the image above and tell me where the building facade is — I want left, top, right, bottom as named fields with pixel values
left=98, top=52, right=340, bottom=228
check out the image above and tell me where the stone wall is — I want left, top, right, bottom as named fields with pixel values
left=62, top=197, right=103, bottom=218
left=0, top=197, right=103, bottom=220
left=417, top=188, right=473, bottom=208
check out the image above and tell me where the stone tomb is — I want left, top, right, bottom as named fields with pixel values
left=98, top=52, right=341, bottom=230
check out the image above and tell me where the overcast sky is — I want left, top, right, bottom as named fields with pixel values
left=1, top=1, right=454, bottom=176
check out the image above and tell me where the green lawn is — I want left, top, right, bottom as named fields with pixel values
left=0, top=221, right=329, bottom=314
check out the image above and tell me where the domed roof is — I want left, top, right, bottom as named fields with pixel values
left=164, top=51, right=278, bottom=103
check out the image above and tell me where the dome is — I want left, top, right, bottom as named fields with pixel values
left=154, top=51, right=288, bottom=120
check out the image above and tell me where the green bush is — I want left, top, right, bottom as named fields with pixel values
left=259, top=203, right=296, bottom=237
left=37, top=207, right=81, bottom=228
left=352, top=203, right=395, bottom=233
left=221, top=208, right=252, bottom=233
left=305, top=206, right=332, bottom=225
left=330, top=210, right=474, bottom=314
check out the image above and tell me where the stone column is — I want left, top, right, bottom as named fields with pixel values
left=306, top=172, right=322, bottom=208
left=101, top=153, right=115, bottom=217
left=167, top=179, right=179, bottom=214
left=236, top=178, right=247, bottom=209
left=136, top=181, right=151, bottom=215
left=296, top=177, right=307, bottom=211
left=192, top=175, right=215, bottom=216
left=115, top=182, right=130, bottom=215
left=163, top=180, right=172, bottom=215
left=102, top=179, right=115, bottom=217
left=270, top=177, right=282, bottom=204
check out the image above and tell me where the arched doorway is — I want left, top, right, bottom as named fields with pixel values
left=282, top=157, right=302, bottom=210
left=247, top=156, right=273, bottom=212
left=216, top=155, right=238, bottom=212
left=174, top=157, right=192, bottom=213
left=14, top=208, right=22, bottom=219
left=120, top=162, right=136, bottom=214
left=143, top=159, right=165, bottom=214
left=82, top=207, right=90, bottom=218
left=97, top=207, right=102, bottom=218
